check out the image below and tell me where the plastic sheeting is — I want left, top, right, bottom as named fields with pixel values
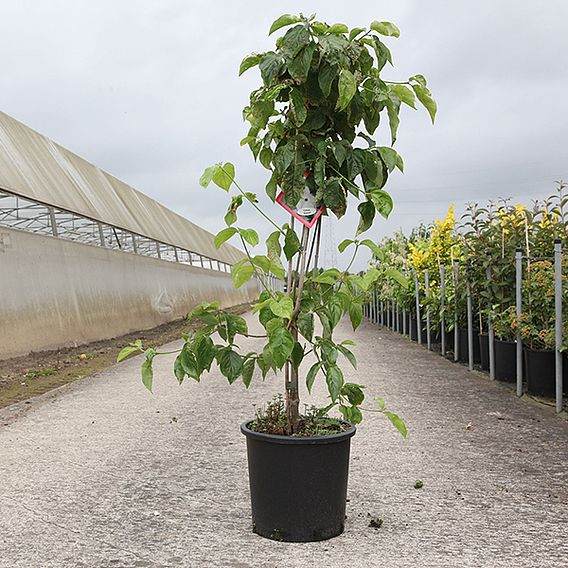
left=0, top=111, right=244, bottom=265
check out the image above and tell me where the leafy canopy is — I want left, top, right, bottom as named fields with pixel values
left=239, top=13, right=435, bottom=233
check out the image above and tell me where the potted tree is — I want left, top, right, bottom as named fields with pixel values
left=120, top=13, right=435, bottom=542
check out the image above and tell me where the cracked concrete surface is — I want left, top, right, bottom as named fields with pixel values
left=0, top=313, right=567, bottom=567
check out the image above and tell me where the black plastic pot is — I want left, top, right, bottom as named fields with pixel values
left=240, top=421, right=356, bottom=542
left=494, top=339, right=516, bottom=382
left=458, top=328, right=481, bottom=364
left=525, top=347, right=555, bottom=398
left=479, top=333, right=489, bottom=371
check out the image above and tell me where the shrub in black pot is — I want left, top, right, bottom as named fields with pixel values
left=120, top=13, right=435, bottom=543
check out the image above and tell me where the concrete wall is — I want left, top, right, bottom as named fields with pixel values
left=0, top=227, right=259, bottom=359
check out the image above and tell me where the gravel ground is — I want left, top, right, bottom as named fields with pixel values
left=0, top=313, right=567, bottom=568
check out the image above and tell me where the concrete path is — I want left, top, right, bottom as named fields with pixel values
left=1, top=313, right=567, bottom=568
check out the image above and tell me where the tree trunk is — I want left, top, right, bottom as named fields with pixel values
left=285, top=224, right=310, bottom=434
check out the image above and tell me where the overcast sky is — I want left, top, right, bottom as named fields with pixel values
left=1, top=1, right=567, bottom=271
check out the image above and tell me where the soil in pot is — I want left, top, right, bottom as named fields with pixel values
left=479, top=333, right=489, bottom=371
left=525, top=347, right=556, bottom=398
left=241, top=421, right=356, bottom=542
left=494, top=338, right=517, bottom=382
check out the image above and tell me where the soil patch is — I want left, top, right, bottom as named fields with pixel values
left=0, top=303, right=250, bottom=410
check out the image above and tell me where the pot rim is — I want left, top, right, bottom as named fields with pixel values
left=240, top=420, right=356, bottom=445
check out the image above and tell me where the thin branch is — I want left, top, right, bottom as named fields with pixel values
left=219, top=165, right=284, bottom=235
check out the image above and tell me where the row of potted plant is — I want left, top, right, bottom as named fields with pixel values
left=369, top=184, right=568, bottom=399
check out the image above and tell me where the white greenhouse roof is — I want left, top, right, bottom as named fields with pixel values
left=0, top=111, right=244, bottom=264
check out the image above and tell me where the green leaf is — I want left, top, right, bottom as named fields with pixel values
left=290, top=88, right=307, bottom=126
left=327, top=23, right=349, bottom=34
left=273, top=140, right=295, bottom=174
left=266, top=230, right=282, bottom=262
left=378, top=146, right=404, bottom=173
left=306, top=362, right=322, bottom=393
left=231, top=262, right=255, bottom=288
left=239, top=228, right=259, bottom=247
left=385, top=267, right=408, bottom=287
left=222, top=314, right=248, bottom=343
left=412, top=84, right=437, bottom=124
left=369, top=189, right=394, bottom=219
left=313, top=268, right=341, bottom=285
left=141, top=348, right=156, bottom=392
left=269, top=296, right=294, bottom=319
left=321, top=339, right=338, bottom=364
left=297, top=312, right=314, bottom=342
left=251, top=255, right=285, bottom=280
left=242, top=359, right=255, bottom=388
left=180, top=344, right=199, bottom=380
left=318, top=62, right=337, bottom=97
left=117, top=345, right=139, bottom=362
left=214, top=227, right=237, bottom=249
left=217, top=349, right=243, bottom=384
left=360, top=239, right=381, bottom=257
left=338, top=345, right=357, bottom=369
left=194, top=336, right=216, bottom=373
left=199, top=165, right=218, bottom=188
left=386, top=95, right=400, bottom=145
left=259, top=147, right=273, bottom=169
left=239, top=53, right=262, bottom=76
left=327, top=295, right=344, bottom=329
left=356, top=200, right=376, bottom=235
left=288, top=43, right=316, bottom=82
left=383, top=411, right=407, bottom=438
left=409, top=74, right=427, bottom=87
left=370, top=20, right=400, bottom=38
left=320, top=177, right=347, bottom=218
left=338, top=238, right=355, bottom=253
left=259, top=52, right=284, bottom=85
left=361, top=267, right=380, bottom=291
left=269, top=13, right=301, bottom=35
left=317, top=311, right=332, bottom=339
left=284, top=226, right=301, bottom=260
left=349, top=301, right=363, bottom=330
left=266, top=172, right=278, bottom=201
left=326, top=365, right=344, bottom=402
left=174, top=352, right=186, bottom=384
left=336, top=69, right=357, bottom=111
left=141, top=359, right=153, bottom=392
left=256, top=353, right=272, bottom=379
left=349, top=27, right=366, bottom=41
left=269, top=326, right=295, bottom=368
left=290, top=341, right=304, bottom=369
left=389, top=84, right=416, bottom=108
left=281, top=25, right=310, bottom=58
left=212, top=162, right=235, bottom=191
left=342, top=382, right=364, bottom=404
